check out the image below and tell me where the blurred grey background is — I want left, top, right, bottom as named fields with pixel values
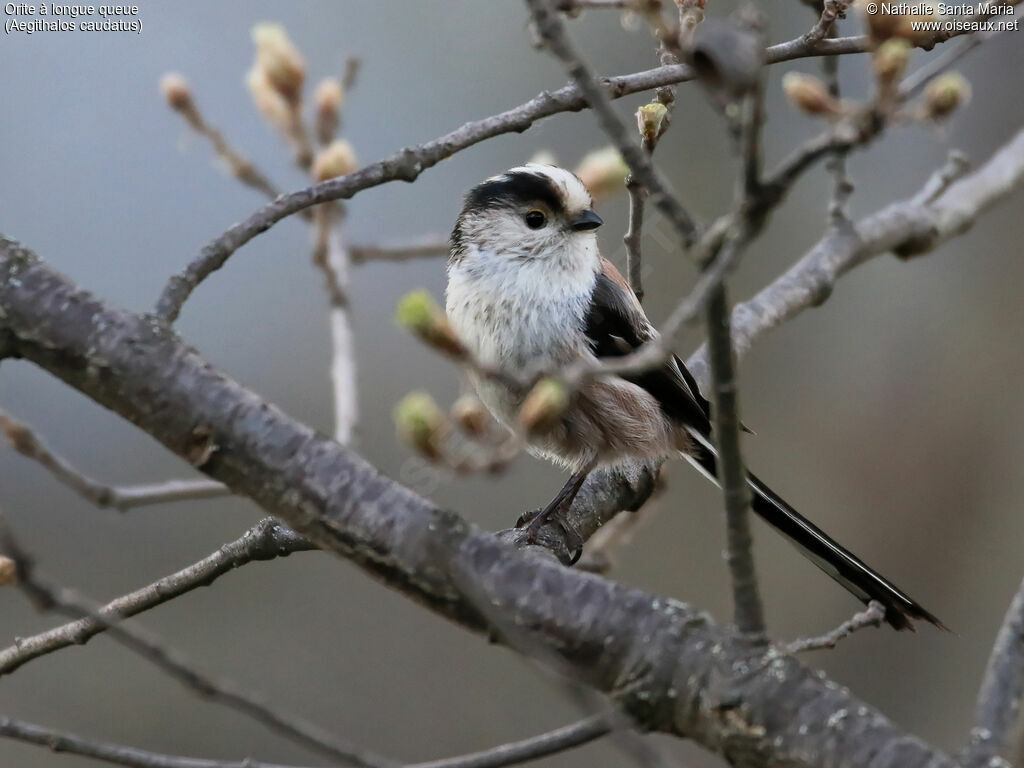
left=1, top=2, right=1023, bottom=766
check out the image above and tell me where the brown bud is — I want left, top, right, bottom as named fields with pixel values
left=312, top=140, right=358, bottom=182
left=519, top=378, right=569, bottom=436
left=873, top=38, right=912, bottom=87
left=251, top=23, right=306, bottom=105
left=394, top=392, right=447, bottom=461
left=314, top=77, right=344, bottom=143
left=636, top=102, right=669, bottom=146
left=858, top=0, right=937, bottom=43
left=450, top=395, right=492, bottom=437
left=247, top=66, right=292, bottom=132
left=315, top=77, right=345, bottom=115
left=782, top=72, right=842, bottom=117
left=0, top=556, right=16, bottom=587
left=574, top=147, right=629, bottom=201
left=159, top=72, right=194, bottom=113
left=922, top=72, right=971, bottom=120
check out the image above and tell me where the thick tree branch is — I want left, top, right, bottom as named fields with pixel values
left=962, top=576, right=1024, bottom=768
left=0, top=236, right=961, bottom=768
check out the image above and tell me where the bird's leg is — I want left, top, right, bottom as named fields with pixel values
left=517, top=469, right=590, bottom=564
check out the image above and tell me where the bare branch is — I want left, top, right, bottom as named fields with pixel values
left=0, top=514, right=383, bottom=768
left=901, top=27, right=999, bottom=96
left=686, top=126, right=1024, bottom=383
left=154, top=30, right=912, bottom=324
left=785, top=601, right=886, bottom=654
left=0, top=711, right=620, bottom=768
left=163, top=76, right=280, bottom=201
left=311, top=204, right=358, bottom=443
left=817, top=21, right=854, bottom=225
left=0, top=517, right=314, bottom=677
left=349, top=236, right=450, bottom=265
left=0, top=408, right=230, bottom=511
left=407, top=713, right=613, bottom=768
left=803, top=0, right=854, bottom=45
left=555, top=0, right=633, bottom=10
left=961, top=576, right=1024, bottom=768
left=704, top=273, right=765, bottom=638
left=0, top=716, right=311, bottom=768
left=910, top=150, right=971, bottom=206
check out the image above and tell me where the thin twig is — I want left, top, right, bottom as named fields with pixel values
left=622, top=25, right=682, bottom=302
left=0, top=716, right=311, bottom=768
left=0, top=514, right=387, bottom=768
left=803, top=0, right=854, bottom=44
left=168, top=90, right=280, bottom=201
left=163, top=81, right=314, bottom=223
left=901, top=29, right=995, bottom=96
left=0, top=712, right=616, bottom=768
left=154, top=31, right=899, bottom=324
left=820, top=26, right=853, bottom=225
left=703, top=238, right=764, bottom=638
left=349, top=236, right=450, bottom=265
left=909, top=150, right=971, bottom=206
left=961, top=576, right=1024, bottom=768
left=0, top=518, right=315, bottom=676
left=555, top=0, right=634, bottom=10
left=623, top=177, right=648, bottom=301
left=527, top=0, right=699, bottom=248
left=784, top=601, right=886, bottom=654
left=407, top=713, right=613, bottom=768
left=0, top=409, right=230, bottom=511
left=311, top=204, right=358, bottom=443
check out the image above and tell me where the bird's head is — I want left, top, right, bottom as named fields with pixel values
left=450, top=163, right=603, bottom=270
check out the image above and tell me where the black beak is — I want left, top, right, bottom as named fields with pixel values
left=570, top=209, right=603, bottom=232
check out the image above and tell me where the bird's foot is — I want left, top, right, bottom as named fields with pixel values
left=516, top=508, right=583, bottom=565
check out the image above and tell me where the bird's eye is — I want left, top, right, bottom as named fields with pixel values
left=524, top=209, right=547, bottom=229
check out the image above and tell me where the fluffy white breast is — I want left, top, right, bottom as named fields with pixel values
left=446, top=243, right=598, bottom=373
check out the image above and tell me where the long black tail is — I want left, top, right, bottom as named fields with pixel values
left=683, top=432, right=945, bottom=631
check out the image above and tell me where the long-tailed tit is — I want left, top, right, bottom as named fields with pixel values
left=445, top=163, right=941, bottom=630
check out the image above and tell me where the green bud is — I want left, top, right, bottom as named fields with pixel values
left=519, top=378, right=569, bottom=436
left=394, top=392, right=446, bottom=460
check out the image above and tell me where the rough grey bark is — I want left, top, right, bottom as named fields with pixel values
left=0, top=236, right=956, bottom=768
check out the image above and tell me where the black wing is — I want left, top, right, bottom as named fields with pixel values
left=584, top=268, right=712, bottom=436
